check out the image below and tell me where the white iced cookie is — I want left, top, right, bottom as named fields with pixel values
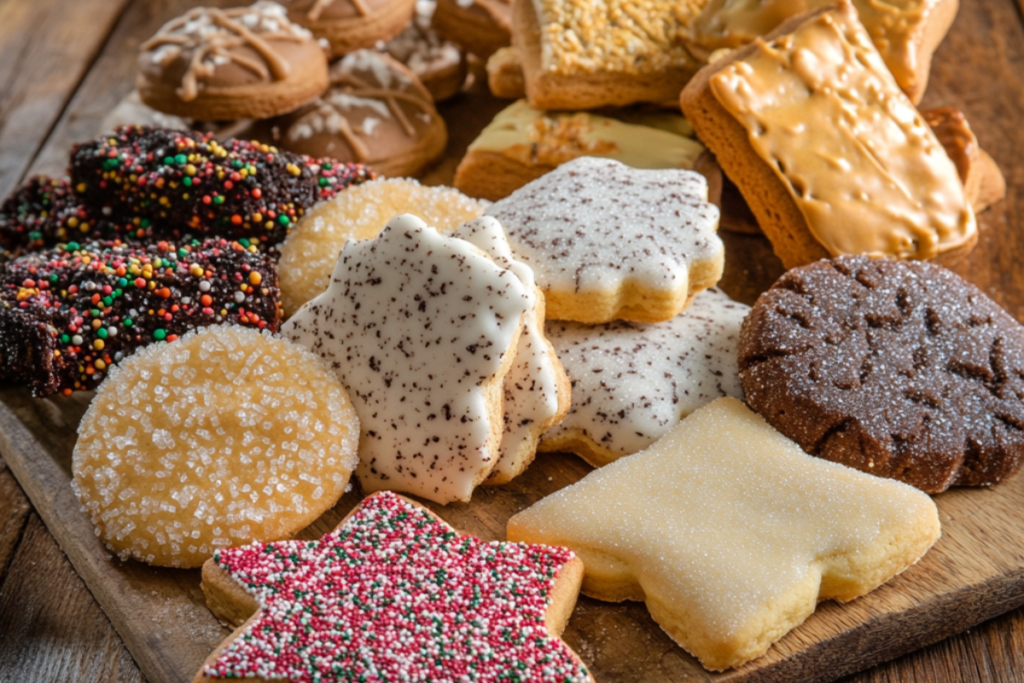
left=540, top=287, right=748, bottom=466
left=282, top=214, right=532, bottom=504
left=452, top=217, right=571, bottom=485
left=485, top=156, right=724, bottom=324
left=508, top=398, right=941, bottom=671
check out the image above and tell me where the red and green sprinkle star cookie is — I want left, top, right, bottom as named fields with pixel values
left=197, top=491, right=593, bottom=683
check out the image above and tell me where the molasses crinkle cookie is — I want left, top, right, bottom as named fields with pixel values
left=740, top=256, right=1024, bottom=493
left=138, top=2, right=330, bottom=120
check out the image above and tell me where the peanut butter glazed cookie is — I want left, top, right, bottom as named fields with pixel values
left=279, top=50, right=447, bottom=178
left=281, top=0, right=417, bottom=56
left=740, top=256, right=1024, bottom=493
left=138, top=2, right=330, bottom=121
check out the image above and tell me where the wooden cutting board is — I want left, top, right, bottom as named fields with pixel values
left=3, top=0, right=1024, bottom=680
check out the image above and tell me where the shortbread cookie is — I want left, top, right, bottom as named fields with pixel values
left=923, top=108, right=1006, bottom=213
left=384, top=0, right=467, bottom=102
left=0, top=239, right=280, bottom=397
left=279, top=50, right=447, bottom=178
left=433, top=0, right=511, bottom=59
left=283, top=214, right=532, bottom=504
left=688, top=0, right=958, bottom=103
left=197, top=491, right=592, bottom=683
left=486, top=46, right=525, bottom=98
left=540, top=288, right=748, bottom=467
left=740, top=256, right=1024, bottom=493
left=486, top=157, right=724, bottom=324
left=281, top=0, right=417, bottom=56
left=513, top=0, right=703, bottom=110
left=681, top=2, right=977, bottom=270
left=508, top=397, right=941, bottom=671
left=72, top=325, right=360, bottom=568
left=278, top=178, right=486, bottom=315
left=455, top=100, right=706, bottom=201
left=138, top=2, right=330, bottom=121
left=453, top=217, right=571, bottom=485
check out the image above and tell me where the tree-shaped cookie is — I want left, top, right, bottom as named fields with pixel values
left=508, top=398, right=941, bottom=671
left=196, top=491, right=592, bottom=682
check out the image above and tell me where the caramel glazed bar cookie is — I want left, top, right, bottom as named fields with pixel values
left=138, top=2, right=330, bottom=121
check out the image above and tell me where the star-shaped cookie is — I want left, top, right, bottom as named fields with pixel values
left=508, top=398, right=941, bottom=671
left=196, top=491, right=593, bottom=683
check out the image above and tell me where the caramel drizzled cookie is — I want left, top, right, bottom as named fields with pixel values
left=279, top=50, right=447, bottom=178
left=281, top=0, right=417, bottom=56
left=486, top=156, right=724, bottom=324
left=283, top=214, right=532, bottom=504
left=196, top=491, right=592, bottom=682
left=138, top=2, right=330, bottom=120
left=384, top=0, right=467, bottom=102
left=433, top=0, right=511, bottom=59
left=541, top=288, right=748, bottom=467
left=740, top=256, right=1024, bottom=493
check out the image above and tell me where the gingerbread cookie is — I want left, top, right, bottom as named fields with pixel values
left=138, top=2, right=330, bottom=121
left=281, top=0, right=417, bottom=56
left=680, top=2, right=976, bottom=270
left=283, top=214, right=532, bottom=504
left=73, top=325, right=360, bottom=568
left=383, top=0, right=467, bottom=102
left=433, top=0, right=511, bottom=59
left=197, top=491, right=592, bottom=682
left=540, top=288, right=748, bottom=467
left=923, top=108, right=1006, bottom=214
left=509, top=397, right=941, bottom=671
left=455, top=100, right=705, bottom=201
left=452, top=216, right=571, bottom=485
left=70, top=126, right=374, bottom=248
left=513, top=0, right=703, bottom=110
left=485, top=156, right=724, bottom=324
left=277, top=178, right=486, bottom=316
left=0, top=239, right=280, bottom=397
left=279, top=50, right=447, bottom=178
left=740, top=256, right=1024, bottom=493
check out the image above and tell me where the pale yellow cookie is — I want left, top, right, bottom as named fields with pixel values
left=508, top=397, right=941, bottom=671
left=278, top=178, right=487, bottom=316
left=485, top=157, right=724, bottom=324
left=72, top=325, right=360, bottom=568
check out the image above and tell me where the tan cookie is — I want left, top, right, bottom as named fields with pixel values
left=452, top=217, right=571, bottom=485
left=486, top=46, right=525, bottom=99
left=282, top=214, right=532, bottom=504
left=278, top=178, right=486, bottom=316
left=513, top=0, right=703, bottom=110
left=688, top=0, right=958, bottom=103
left=72, top=325, right=360, bottom=568
left=681, top=1, right=976, bottom=270
left=508, top=397, right=941, bottom=671
left=540, top=287, right=748, bottom=467
left=278, top=50, right=447, bottom=178
left=485, top=156, right=724, bottom=324
left=432, top=0, right=511, bottom=59
left=383, top=0, right=467, bottom=102
left=455, top=100, right=705, bottom=201
left=281, top=0, right=416, bottom=56
left=137, top=2, right=330, bottom=121
left=197, top=491, right=593, bottom=683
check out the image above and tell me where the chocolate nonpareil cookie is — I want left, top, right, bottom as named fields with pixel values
left=739, top=256, right=1024, bottom=493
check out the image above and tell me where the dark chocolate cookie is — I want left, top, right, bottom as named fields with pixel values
left=739, top=256, right=1024, bottom=493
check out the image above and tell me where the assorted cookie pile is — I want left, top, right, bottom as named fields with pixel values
left=0, top=0, right=1021, bottom=679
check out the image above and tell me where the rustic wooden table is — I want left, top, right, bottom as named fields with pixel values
left=1, top=0, right=1024, bottom=680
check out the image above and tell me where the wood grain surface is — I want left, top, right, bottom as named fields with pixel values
left=2, top=0, right=1024, bottom=681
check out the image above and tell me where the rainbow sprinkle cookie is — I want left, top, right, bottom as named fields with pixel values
left=69, top=125, right=374, bottom=248
left=198, top=491, right=592, bottom=683
left=0, top=239, right=280, bottom=396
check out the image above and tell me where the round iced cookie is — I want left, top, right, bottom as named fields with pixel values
left=383, top=0, right=467, bottom=102
left=72, top=325, right=360, bottom=568
left=278, top=178, right=487, bottom=316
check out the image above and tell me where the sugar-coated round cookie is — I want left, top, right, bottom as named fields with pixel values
left=278, top=178, right=487, bottom=316
left=72, top=325, right=360, bottom=568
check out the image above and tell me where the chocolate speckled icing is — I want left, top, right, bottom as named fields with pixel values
left=543, top=287, right=748, bottom=462
left=282, top=214, right=531, bottom=504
